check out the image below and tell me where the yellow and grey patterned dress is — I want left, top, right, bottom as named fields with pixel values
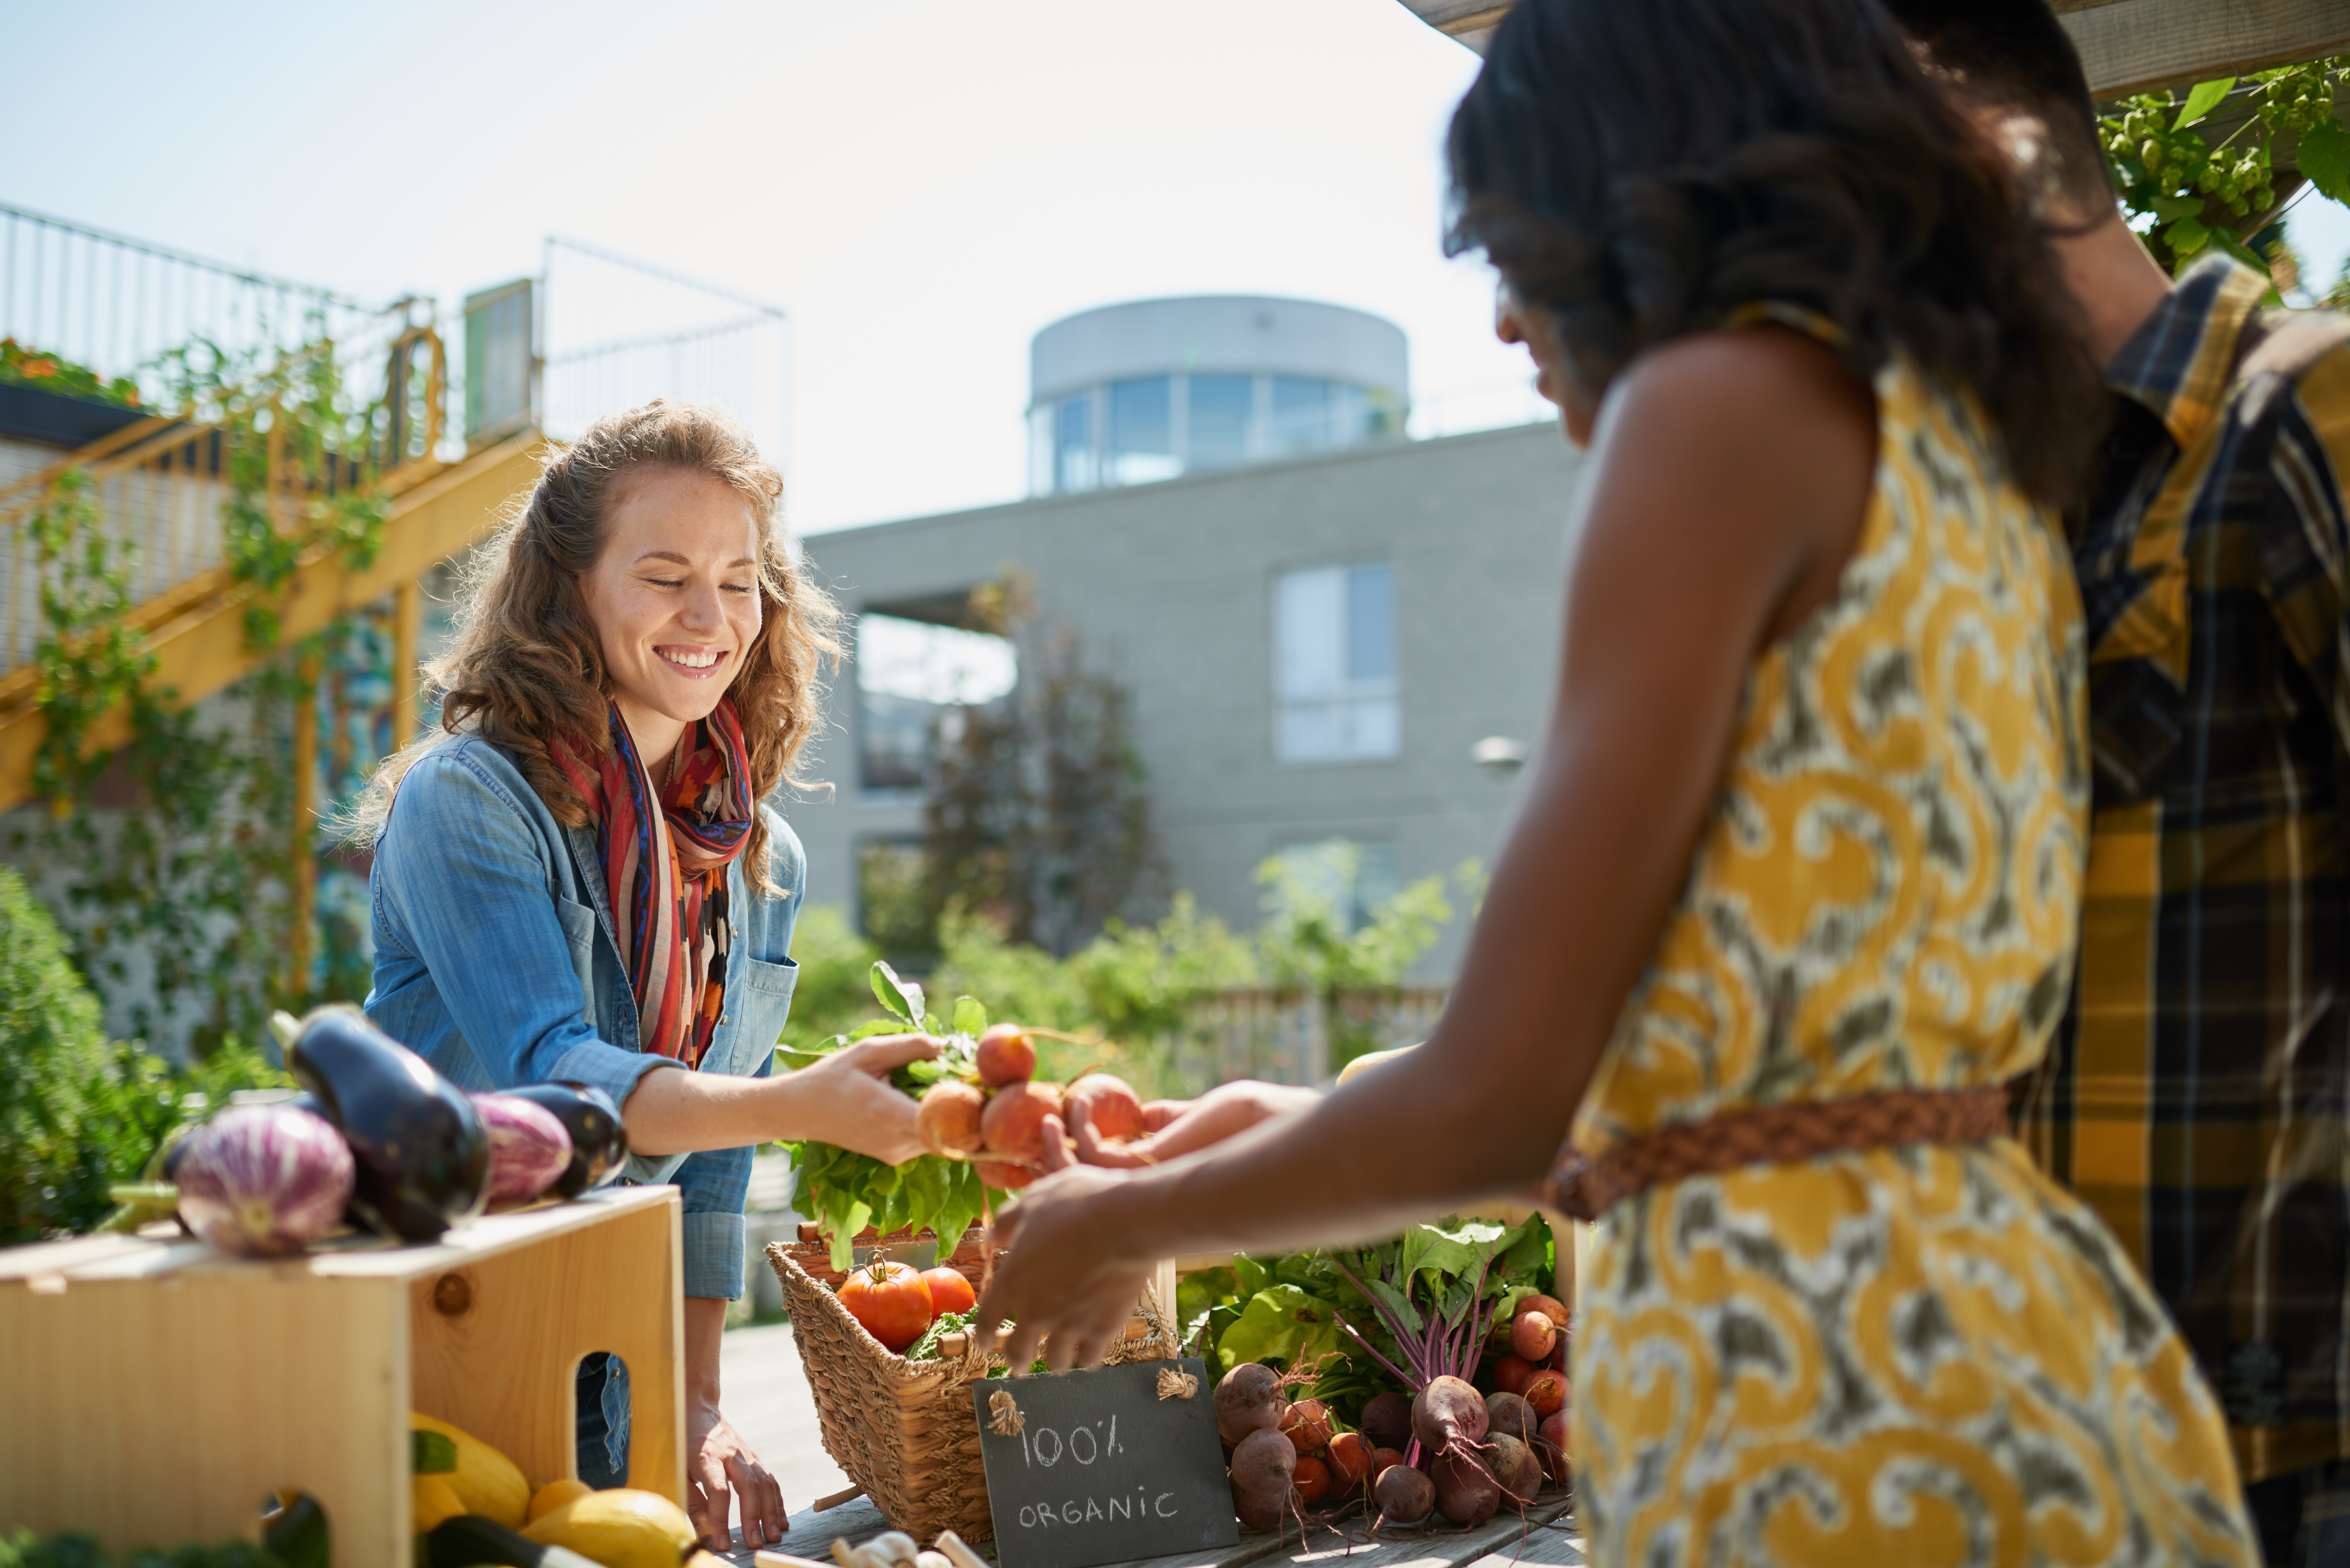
left=1567, top=336, right=2255, bottom=1565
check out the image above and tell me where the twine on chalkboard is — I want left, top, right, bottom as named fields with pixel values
left=987, top=1389, right=1026, bottom=1436
left=1155, top=1367, right=1199, bottom=1400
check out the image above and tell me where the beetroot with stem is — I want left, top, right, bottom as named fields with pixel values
left=1279, top=1398, right=1333, bottom=1456
left=1291, top=1454, right=1332, bottom=1505
left=1374, top=1463, right=1435, bottom=1527
left=1229, top=1428, right=1297, bottom=1497
left=1359, top=1391, right=1413, bottom=1451
left=1488, top=1433, right=1543, bottom=1504
left=1232, top=1482, right=1292, bottom=1533
left=1326, top=1431, right=1373, bottom=1488
left=1368, top=1445, right=1407, bottom=1482
left=1411, top=1376, right=1489, bottom=1456
left=1432, top=1450, right=1501, bottom=1527
left=1216, top=1363, right=1285, bottom=1446
left=1511, top=1309, right=1558, bottom=1361
left=1484, top=1390, right=1536, bottom=1447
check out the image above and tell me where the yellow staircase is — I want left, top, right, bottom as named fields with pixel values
left=0, top=376, right=544, bottom=817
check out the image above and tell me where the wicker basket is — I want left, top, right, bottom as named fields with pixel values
left=767, top=1243, right=1180, bottom=1542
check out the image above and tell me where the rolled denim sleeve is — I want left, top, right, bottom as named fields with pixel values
left=676, top=1051, right=769, bottom=1299
left=372, top=747, right=677, bottom=1113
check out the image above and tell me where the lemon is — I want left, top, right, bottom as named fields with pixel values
left=523, top=1488, right=698, bottom=1568
left=410, top=1411, right=531, bottom=1529
left=412, top=1473, right=467, bottom=1532
left=530, top=1477, right=596, bottom=1522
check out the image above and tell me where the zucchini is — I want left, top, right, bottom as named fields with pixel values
left=423, top=1516, right=600, bottom=1568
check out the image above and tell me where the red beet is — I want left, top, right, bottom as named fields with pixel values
left=1291, top=1453, right=1332, bottom=1504
left=1538, top=1410, right=1572, bottom=1483
left=1492, top=1353, right=1536, bottom=1396
left=1522, top=1368, right=1568, bottom=1419
left=1359, top=1391, right=1413, bottom=1451
left=1484, top=1390, right=1536, bottom=1447
left=1279, top=1398, right=1333, bottom=1455
left=979, top=1080, right=1063, bottom=1163
left=916, top=1080, right=986, bottom=1158
left=1549, top=1336, right=1569, bottom=1371
left=1410, top=1376, right=1488, bottom=1456
left=1374, top=1462, right=1434, bottom=1526
left=1368, top=1445, right=1407, bottom=1482
left=1326, top=1431, right=1373, bottom=1488
left=1510, top=1309, right=1558, bottom=1361
left=1433, top=1450, right=1500, bottom=1527
left=973, top=1158, right=1034, bottom=1191
left=1519, top=1292, right=1568, bottom=1326
left=975, top=1024, right=1036, bottom=1087
left=1230, top=1428, right=1297, bottom=1496
left=1062, top=1074, right=1147, bottom=1143
left=1489, top=1433, right=1543, bottom=1503
left=1216, top=1363, right=1286, bottom=1446
left=1232, top=1482, right=1291, bottom=1532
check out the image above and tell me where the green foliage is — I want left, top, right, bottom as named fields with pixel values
left=2101, top=59, right=2350, bottom=274
left=0, top=865, right=291, bottom=1243
left=1180, top=1216, right=1558, bottom=1426
left=14, top=326, right=405, bottom=1050
left=0, top=338, right=143, bottom=408
left=0, top=1530, right=286, bottom=1568
left=780, top=903, right=884, bottom=1048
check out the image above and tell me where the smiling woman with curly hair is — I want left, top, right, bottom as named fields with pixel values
left=353, top=401, right=935, bottom=1552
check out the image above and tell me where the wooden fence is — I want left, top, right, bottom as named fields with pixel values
left=1156, top=986, right=1450, bottom=1097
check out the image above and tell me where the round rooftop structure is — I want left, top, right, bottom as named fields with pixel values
left=1028, top=296, right=1409, bottom=495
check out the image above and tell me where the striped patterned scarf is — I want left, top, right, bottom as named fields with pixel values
left=553, top=699, right=754, bottom=1067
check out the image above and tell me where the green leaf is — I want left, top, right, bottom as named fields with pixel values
left=1215, top=1284, right=1345, bottom=1372
left=827, top=1200, right=874, bottom=1272
left=952, top=995, right=988, bottom=1037
left=2298, top=117, right=2350, bottom=204
left=1232, top=1254, right=1271, bottom=1300
left=2174, top=77, right=2236, bottom=130
left=1178, top=1266, right=1239, bottom=1330
left=2148, top=192, right=2206, bottom=222
left=849, top=1018, right=906, bottom=1042
left=410, top=1430, right=457, bottom=1474
left=2164, top=215, right=2211, bottom=262
left=870, top=961, right=926, bottom=1029
left=1365, top=1277, right=1425, bottom=1337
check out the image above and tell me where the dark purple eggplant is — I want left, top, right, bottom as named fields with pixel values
left=287, top=1006, right=488, bottom=1241
left=498, top=1081, right=629, bottom=1198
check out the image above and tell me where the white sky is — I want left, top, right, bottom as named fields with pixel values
left=0, top=0, right=1531, bottom=534
left=6, top=1, right=2346, bottom=538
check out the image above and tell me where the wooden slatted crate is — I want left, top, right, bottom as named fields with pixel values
left=0, top=1185, right=682, bottom=1568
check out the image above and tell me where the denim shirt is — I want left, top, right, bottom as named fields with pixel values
left=365, top=735, right=804, bottom=1298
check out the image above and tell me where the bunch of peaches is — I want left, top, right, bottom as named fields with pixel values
left=913, top=1024, right=1148, bottom=1189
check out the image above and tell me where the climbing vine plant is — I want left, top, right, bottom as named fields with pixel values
left=2101, top=58, right=2350, bottom=276
left=10, top=322, right=411, bottom=1055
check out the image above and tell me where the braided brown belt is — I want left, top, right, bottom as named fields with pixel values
left=1542, top=1084, right=2012, bottom=1221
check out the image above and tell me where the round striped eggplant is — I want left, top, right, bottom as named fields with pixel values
left=474, top=1093, right=574, bottom=1209
left=176, top=1104, right=355, bottom=1256
left=497, top=1081, right=629, bottom=1197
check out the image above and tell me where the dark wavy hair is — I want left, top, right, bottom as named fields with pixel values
left=1445, top=0, right=2104, bottom=509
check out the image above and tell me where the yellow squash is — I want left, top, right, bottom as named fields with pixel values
left=523, top=1488, right=697, bottom=1568
left=408, top=1411, right=531, bottom=1529
left=529, top=1478, right=595, bottom=1523
left=411, top=1473, right=467, bottom=1533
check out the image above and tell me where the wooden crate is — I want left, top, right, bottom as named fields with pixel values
left=0, top=1185, right=682, bottom=1568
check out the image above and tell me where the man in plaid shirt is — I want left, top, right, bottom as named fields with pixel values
left=1889, top=4, right=2350, bottom=1562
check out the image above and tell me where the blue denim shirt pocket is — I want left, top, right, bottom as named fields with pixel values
left=554, top=894, right=599, bottom=1027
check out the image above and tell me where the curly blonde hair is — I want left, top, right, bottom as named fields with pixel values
left=352, top=401, right=837, bottom=890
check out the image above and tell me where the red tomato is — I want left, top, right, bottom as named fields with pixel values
left=838, top=1260, right=933, bottom=1351
left=921, top=1265, right=977, bottom=1317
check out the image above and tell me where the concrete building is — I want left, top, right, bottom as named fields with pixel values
left=790, top=400, right=1586, bottom=982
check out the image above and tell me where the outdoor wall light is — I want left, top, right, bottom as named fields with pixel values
left=1471, top=736, right=1529, bottom=775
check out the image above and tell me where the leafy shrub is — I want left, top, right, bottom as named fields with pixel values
left=0, top=865, right=290, bottom=1243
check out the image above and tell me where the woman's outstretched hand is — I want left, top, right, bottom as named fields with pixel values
left=787, top=1033, right=941, bottom=1165
left=1053, top=1079, right=1320, bottom=1170
left=975, top=1118, right=1157, bottom=1374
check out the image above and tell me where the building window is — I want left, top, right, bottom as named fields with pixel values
left=1267, top=376, right=1333, bottom=456
left=1029, top=373, right=1402, bottom=495
left=1275, top=562, right=1398, bottom=764
left=856, top=612, right=1019, bottom=800
left=1054, top=393, right=1095, bottom=493
left=1187, top=374, right=1253, bottom=467
left=1107, top=376, right=1179, bottom=486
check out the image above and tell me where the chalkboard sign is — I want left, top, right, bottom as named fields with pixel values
left=972, top=1357, right=1238, bottom=1568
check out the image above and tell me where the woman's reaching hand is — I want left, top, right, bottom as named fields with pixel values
left=975, top=1119, right=1157, bottom=1373
left=785, top=1033, right=941, bottom=1165
left=1052, top=1079, right=1319, bottom=1170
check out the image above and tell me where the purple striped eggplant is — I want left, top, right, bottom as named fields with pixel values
left=175, top=1104, right=355, bottom=1256
left=474, top=1093, right=573, bottom=1209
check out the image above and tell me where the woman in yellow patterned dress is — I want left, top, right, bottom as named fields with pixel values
left=971, top=0, right=2256, bottom=1560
